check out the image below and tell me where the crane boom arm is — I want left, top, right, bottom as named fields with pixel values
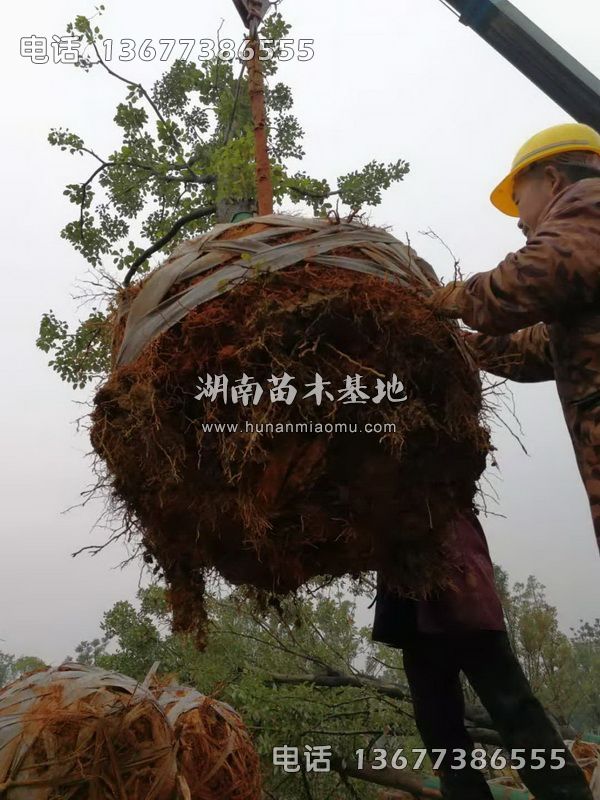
left=443, top=0, right=600, bottom=130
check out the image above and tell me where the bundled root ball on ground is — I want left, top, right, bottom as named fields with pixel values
left=91, top=214, right=491, bottom=643
left=0, top=663, right=178, bottom=799
left=156, top=684, right=262, bottom=800
left=570, top=741, right=600, bottom=788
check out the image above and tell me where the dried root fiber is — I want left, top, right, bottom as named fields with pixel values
left=156, top=685, right=262, bottom=800
left=90, top=214, right=491, bottom=645
left=0, top=663, right=178, bottom=799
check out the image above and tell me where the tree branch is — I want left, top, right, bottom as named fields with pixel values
left=222, top=625, right=341, bottom=676
left=300, top=766, right=315, bottom=800
left=288, top=185, right=339, bottom=202
left=268, top=671, right=412, bottom=702
left=90, top=40, right=185, bottom=158
left=465, top=727, right=503, bottom=746
left=298, top=728, right=383, bottom=737
left=123, top=204, right=216, bottom=286
left=80, top=146, right=109, bottom=165
left=267, top=672, right=577, bottom=748
left=337, top=771, right=362, bottom=800
left=79, top=162, right=110, bottom=238
left=267, top=672, right=496, bottom=732
left=330, top=753, right=441, bottom=798
left=122, top=159, right=216, bottom=185
left=224, top=62, right=247, bottom=145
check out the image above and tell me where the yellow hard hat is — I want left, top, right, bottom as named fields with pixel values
left=491, top=122, right=600, bottom=217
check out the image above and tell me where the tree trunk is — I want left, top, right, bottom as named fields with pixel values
left=247, top=35, right=273, bottom=215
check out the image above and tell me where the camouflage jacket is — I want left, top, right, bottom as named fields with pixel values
left=458, top=178, right=600, bottom=551
left=459, top=177, right=600, bottom=410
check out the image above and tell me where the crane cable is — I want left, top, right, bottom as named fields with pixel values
left=223, top=61, right=247, bottom=145
left=436, top=0, right=460, bottom=17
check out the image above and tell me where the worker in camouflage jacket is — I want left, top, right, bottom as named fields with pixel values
left=432, top=122, right=600, bottom=554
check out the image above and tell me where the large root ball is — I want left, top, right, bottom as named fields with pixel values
left=90, top=215, right=490, bottom=643
left=0, top=663, right=178, bottom=799
left=156, top=685, right=262, bottom=800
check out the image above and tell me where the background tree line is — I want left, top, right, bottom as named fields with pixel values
left=2, top=571, right=598, bottom=799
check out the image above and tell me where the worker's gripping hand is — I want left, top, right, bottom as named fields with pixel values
left=429, top=281, right=466, bottom=318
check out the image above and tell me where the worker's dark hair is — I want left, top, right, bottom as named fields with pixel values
left=552, top=163, right=600, bottom=183
left=525, top=154, right=600, bottom=185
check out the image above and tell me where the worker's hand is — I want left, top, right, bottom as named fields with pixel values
left=429, top=281, right=467, bottom=318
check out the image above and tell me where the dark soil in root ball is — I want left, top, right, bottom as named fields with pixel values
left=91, top=219, right=490, bottom=647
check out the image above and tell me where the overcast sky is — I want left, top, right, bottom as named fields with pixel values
left=1, top=0, right=599, bottom=663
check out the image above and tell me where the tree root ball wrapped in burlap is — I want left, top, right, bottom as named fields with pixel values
left=155, top=685, right=262, bottom=800
left=570, top=741, right=600, bottom=790
left=91, top=214, right=491, bottom=644
left=0, top=663, right=178, bottom=799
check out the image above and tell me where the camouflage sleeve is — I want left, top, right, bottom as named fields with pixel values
left=465, top=324, right=554, bottom=383
left=458, top=181, right=600, bottom=336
